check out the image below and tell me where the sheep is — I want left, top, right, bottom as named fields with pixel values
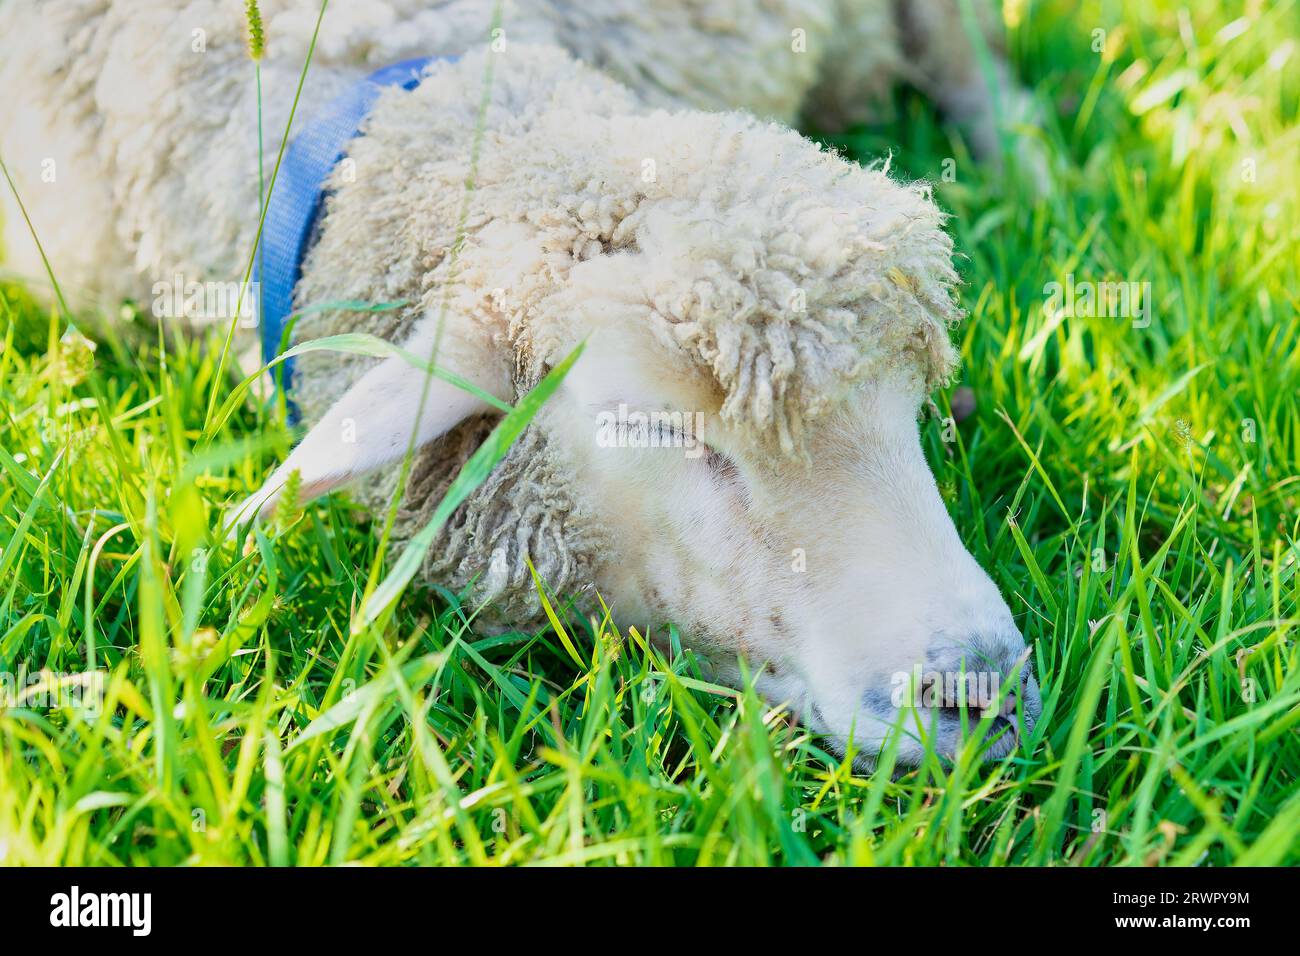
left=0, top=0, right=1043, bottom=764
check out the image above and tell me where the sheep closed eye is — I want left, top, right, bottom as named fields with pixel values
left=608, top=418, right=701, bottom=453
left=607, top=419, right=739, bottom=482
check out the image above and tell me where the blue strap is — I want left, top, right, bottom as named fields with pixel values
left=255, top=56, right=452, bottom=407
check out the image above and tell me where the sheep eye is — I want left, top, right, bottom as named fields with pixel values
left=604, top=415, right=739, bottom=484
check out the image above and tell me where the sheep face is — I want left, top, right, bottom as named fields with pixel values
left=540, top=325, right=1040, bottom=766
left=236, top=81, right=1042, bottom=768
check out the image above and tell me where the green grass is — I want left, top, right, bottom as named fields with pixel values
left=2, top=0, right=1299, bottom=865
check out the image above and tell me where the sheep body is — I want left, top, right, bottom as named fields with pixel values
left=0, top=0, right=1004, bottom=313
left=1, top=1, right=981, bottom=625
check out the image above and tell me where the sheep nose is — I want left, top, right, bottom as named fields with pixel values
left=926, top=632, right=1042, bottom=730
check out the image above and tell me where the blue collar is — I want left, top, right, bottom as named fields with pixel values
left=255, top=56, right=452, bottom=406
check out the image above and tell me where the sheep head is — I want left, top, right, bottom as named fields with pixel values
left=508, top=113, right=1042, bottom=764
left=233, top=103, right=1040, bottom=767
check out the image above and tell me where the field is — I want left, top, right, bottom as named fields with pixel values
left=1, top=0, right=1298, bottom=865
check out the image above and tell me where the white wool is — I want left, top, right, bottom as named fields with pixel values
left=0, top=0, right=1009, bottom=312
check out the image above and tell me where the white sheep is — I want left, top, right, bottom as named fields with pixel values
left=0, top=0, right=1042, bottom=764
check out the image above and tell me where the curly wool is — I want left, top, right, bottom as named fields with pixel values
left=339, top=407, right=608, bottom=627
left=616, top=161, right=961, bottom=455
left=397, top=418, right=608, bottom=623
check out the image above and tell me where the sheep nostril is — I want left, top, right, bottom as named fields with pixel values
left=1010, top=672, right=1043, bottom=735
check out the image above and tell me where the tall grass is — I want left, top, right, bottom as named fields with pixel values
left=1, top=0, right=1298, bottom=865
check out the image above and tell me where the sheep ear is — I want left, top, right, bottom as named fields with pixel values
left=225, top=350, right=504, bottom=530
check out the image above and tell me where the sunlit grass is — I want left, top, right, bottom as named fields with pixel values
left=1, top=0, right=1298, bottom=865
